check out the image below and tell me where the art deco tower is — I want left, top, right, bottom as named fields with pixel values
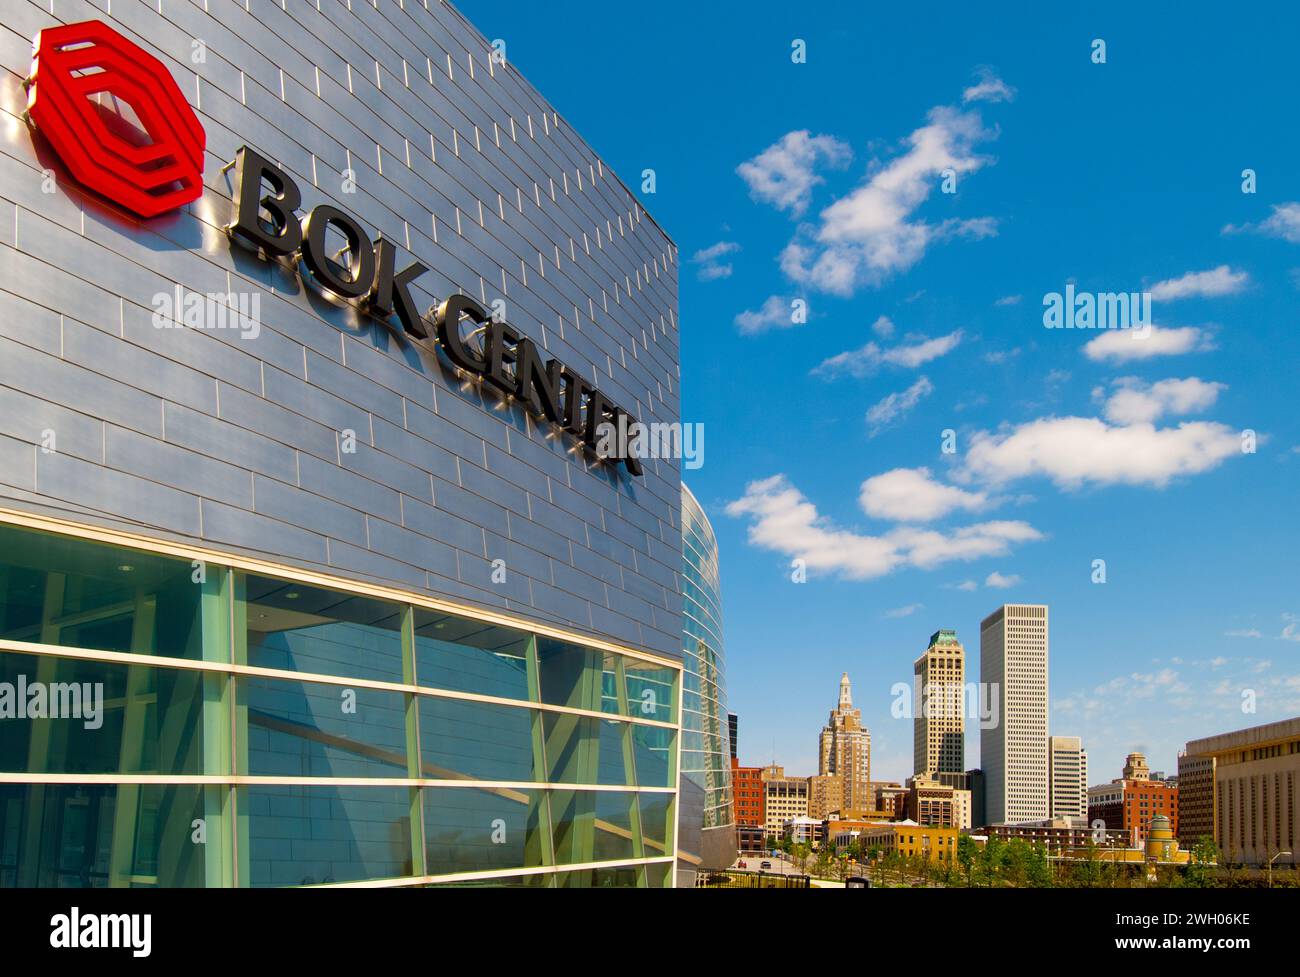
left=818, top=673, right=871, bottom=812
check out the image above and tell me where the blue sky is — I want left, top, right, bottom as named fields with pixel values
left=459, top=1, right=1300, bottom=783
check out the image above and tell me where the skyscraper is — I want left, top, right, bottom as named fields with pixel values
left=1049, top=735, right=1088, bottom=819
left=980, top=604, right=1049, bottom=824
left=914, top=629, right=966, bottom=777
left=818, top=673, right=872, bottom=812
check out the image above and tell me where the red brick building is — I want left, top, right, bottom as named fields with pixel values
left=732, top=760, right=766, bottom=826
left=731, top=759, right=767, bottom=853
left=1087, top=753, right=1179, bottom=847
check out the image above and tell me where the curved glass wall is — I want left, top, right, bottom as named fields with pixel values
left=0, top=518, right=679, bottom=887
left=679, top=485, right=733, bottom=851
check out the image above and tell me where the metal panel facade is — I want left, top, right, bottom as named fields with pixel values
left=0, top=0, right=682, bottom=661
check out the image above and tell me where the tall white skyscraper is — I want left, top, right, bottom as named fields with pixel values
left=980, top=604, right=1049, bottom=824
left=1049, top=735, right=1088, bottom=820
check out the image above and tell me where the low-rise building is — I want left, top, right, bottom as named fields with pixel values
left=983, top=817, right=1127, bottom=851
left=873, top=781, right=908, bottom=818
left=785, top=816, right=824, bottom=847
left=762, top=765, right=809, bottom=841
left=1060, top=815, right=1202, bottom=870
left=904, top=775, right=972, bottom=829
left=859, top=819, right=958, bottom=863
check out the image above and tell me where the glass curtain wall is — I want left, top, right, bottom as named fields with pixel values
left=0, top=520, right=679, bottom=887
left=679, top=486, right=733, bottom=839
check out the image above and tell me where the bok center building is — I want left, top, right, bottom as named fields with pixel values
left=0, top=1, right=701, bottom=887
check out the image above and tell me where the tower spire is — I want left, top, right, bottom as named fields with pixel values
left=839, top=671, right=852, bottom=708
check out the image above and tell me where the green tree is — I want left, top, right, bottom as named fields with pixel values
left=975, top=836, right=1005, bottom=887
left=956, top=834, right=978, bottom=887
left=1185, top=836, right=1221, bottom=888
left=814, top=844, right=834, bottom=879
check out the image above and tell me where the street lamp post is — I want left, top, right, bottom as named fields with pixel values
left=1267, top=850, right=1292, bottom=888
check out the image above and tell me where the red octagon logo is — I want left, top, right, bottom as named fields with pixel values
left=26, top=20, right=206, bottom=218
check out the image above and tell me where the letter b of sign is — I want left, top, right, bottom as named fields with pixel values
left=25, top=20, right=206, bottom=218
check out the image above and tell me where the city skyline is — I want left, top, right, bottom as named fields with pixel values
left=458, top=0, right=1300, bottom=789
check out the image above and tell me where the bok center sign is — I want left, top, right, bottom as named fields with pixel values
left=225, top=147, right=645, bottom=477
left=24, top=19, right=646, bottom=478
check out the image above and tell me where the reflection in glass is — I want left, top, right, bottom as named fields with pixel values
left=0, top=523, right=205, bottom=660
left=536, top=637, right=618, bottom=713
left=636, top=791, right=676, bottom=858
left=242, top=575, right=403, bottom=683
left=0, top=651, right=207, bottom=775
left=419, top=697, right=536, bottom=782
left=623, top=659, right=677, bottom=724
left=541, top=712, right=631, bottom=786
left=0, top=520, right=681, bottom=887
left=241, top=675, right=406, bottom=778
left=630, top=723, right=675, bottom=789
left=413, top=610, right=530, bottom=700
left=243, top=784, right=412, bottom=886
left=423, top=786, right=545, bottom=873
left=0, top=782, right=217, bottom=887
left=550, top=789, right=640, bottom=865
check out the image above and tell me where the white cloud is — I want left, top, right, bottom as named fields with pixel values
left=984, top=571, right=1021, bottom=588
left=1083, top=325, right=1211, bottom=362
left=1282, top=614, right=1300, bottom=642
left=963, top=68, right=1016, bottom=104
left=1223, top=202, right=1300, bottom=243
left=955, top=580, right=978, bottom=591
left=859, top=467, right=988, bottom=522
left=734, top=295, right=799, bottom=335
left=813, top=329, right=962, bottom=378
left=1225, top=629, right=1263, bottom=638
left=725, top=475, right=1041, bottom=581
left=887, top=331, right=964, bottom=367
left=884, top=603, right=924, bottom=618
left=866, top=377, right=934, bottom=435
left=736, top=130, right=852, bottom=216
left=1149, top=265, right=1249, bottom=300
left=779, top=106, right=999, bottom=296
left=995, top=294, right=1022, bottom=306
left=872, top=315, right=896, bottom=338
left=691, top=241, right=740, bottom=281
left=963, top=416, right=1243, bottom=489
left=1100, top=377, right=1226, bottom=424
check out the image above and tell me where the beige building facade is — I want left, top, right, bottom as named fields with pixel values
left=1185, top=716, right=1300, bottom=866
left=761, top=764, right=810, bottom=840
left=1049, top=735, right=1089, bottom=820
left=819, top=673, right=872, bottom=811
left=914, top=629, right=966, bottom=777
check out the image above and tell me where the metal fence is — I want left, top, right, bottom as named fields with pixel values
left=695, top=870, right=812, bottom=889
